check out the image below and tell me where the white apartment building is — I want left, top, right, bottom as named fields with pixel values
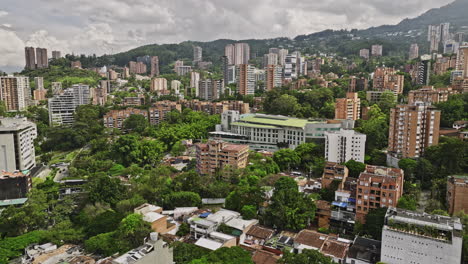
left=211, top=112, right=354, bottom=151
left=324, top=129, right=366, bottom=163
left=48, top=84, right=90, bottom=126
left=199, top=79, right=224, bottom=101
left=171, top=80, right=182, bottom=94
left=34, top=77, right=44, bottom=90
left=381, top=207, right=463, bottom=264
left=0, top=117, right=37, bottom=172
left=193, top=46, right=202, bottom=63
left=190, top=72, right=200, bottom=96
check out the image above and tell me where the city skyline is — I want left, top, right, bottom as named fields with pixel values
left=0, top=0, right=454, bottom=71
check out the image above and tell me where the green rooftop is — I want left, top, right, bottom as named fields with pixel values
left=239, top=115, right=311, bottom=128
left=231, top=122, right=278, bottom=129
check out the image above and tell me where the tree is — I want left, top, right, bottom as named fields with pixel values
left=116, top=213, right=152, bottom=250
left=264, top=177, right=316, bottom=231
left=344, top=160, right=366, bottom=178
left=376, top=90, right=396, bottom=114
left=241, top=205, right=257, bottom=220
left=165, top=192, right=202, bottom=210
left=397, top=195, right=417, bottom=211
left=364, top=207, right=387, bottom=240
left=172, top=242, right=210, bottom=264
left=176, top=223, right=190, bottom=237
left=86, top=173, right=126, bottom=206
left=190, top=247, right=253, bottom=264
left=279, top=249, right=336, bottom=264
left=273, top=149, right=301, bottom=171
left=355, top=105, right=388, bottom=152
left=123, top=114, right=149, bottom=134
left=435, top=93, right=468, bottom=127
left=269, top=94, right=300, bottom=115
left=398, top=158, right=417, bottom=181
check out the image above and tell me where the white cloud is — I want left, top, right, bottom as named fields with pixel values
left=0, top=10, right=8, bottom=17
left=0, top=29, right=25, bottom=67
left=2, top=24, right=11, bottom=28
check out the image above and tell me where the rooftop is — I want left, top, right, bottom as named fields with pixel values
left=195, top=237, right=223, bottom=251
left=206, top=209, right=240, bottom=224
left=239, top=114, right=313, bottom=128
left=246, top=225, right=275, bottom=240
left=142, top=212, right=165, bottom=223
left=225, top=218, right=258, bottom=232
left=0, top=198, right=28, bottom=207
left=347, top=237, right=381, bottom=262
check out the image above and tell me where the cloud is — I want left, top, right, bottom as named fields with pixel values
left=0, top=29, right=25, bottom=68
left=0, top=0, right=455, bottom=70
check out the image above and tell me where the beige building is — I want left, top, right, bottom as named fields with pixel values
left=408, top=86, right=455, bottom=104
left=150, top=78, right=168, bottom=92
left=237, top=64, right=255, bottom=95
left=149, top=101, right=182, bottom=125
left=179, top=99, right=250, bottom=115
left=103, top=108, right=148, bottom=130
left=335, top=92, right=360, bottom=120
left=129, top=61, right=147, bottom=74
left=150, top=56, right=159, bottom=77
left=321, top=162, right=349, bottom=189
left=373, top=67, right=404, bottom=94
left=265, top=64, right=282, bottom=91
left=356, top=166, right=404, bottom=223
left=195, top=140, right=249, bottom=175
left=388, top=103, right=440, bottom=160
left=447, top=175, right=468, bottom=215
left=0, top=76, right=31, bottom=111
left=134, top=204, right=176, bottom=234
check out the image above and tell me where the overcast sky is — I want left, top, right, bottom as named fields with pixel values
left=0, top=0, right=453, bottom=71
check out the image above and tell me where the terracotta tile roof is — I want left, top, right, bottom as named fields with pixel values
left=246, top=225, right=275, bottom=240
left=321, top=240, right=349, bottom=260
left=295, top=230, right=328, bottom=249
left=252, top=250, right=280, bottom=264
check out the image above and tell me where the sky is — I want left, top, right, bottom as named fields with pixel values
left=0, top=0, right=454, bottom=71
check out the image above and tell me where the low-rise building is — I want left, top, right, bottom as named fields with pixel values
left=188, top=209, right=241, bottom=239
left=294, top=230, right=350, bottom=263
left=243, top=225, right=275, bottom=247
left=134, top=204, right=176, bottom=234
left=195, top=140, right=249, bottom=175
left=447, top=175, right=468, bottom=215
left=112, top=232, right=173, bottom=264
left=381, top=207, right=463, bottom=264
left=321, top=162, right=349, bottom=189
left=346, top=237, right=381, bottom=264
left=123, top=96, right=146, bottom=106
left=356, top=166, right=404, bottom=223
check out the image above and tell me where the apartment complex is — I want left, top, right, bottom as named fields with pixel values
left=193, top=46, right=203, bottom=63
left=210, top=112, right=354, bottom=151
left=0, top=76, right=31, bottom=111
left=148, top=56, right=159, bottom=77
left=409, top=43, right=419, bottom=60
left=447, top=175, right=468, bottom=215
left=150, top=78, right=168, bottom=92
left=224, top=43, right=250, bottom=65
left=408, top=86, right=455, bottom=104
left=371, top=45, right=383, bottom=56
left=381, top=207, right=463, bottom=264
left=195, top=140, right=249, bottom=175
left=175, top=66, right=192, bottom=76
left=25, top=47, right=36, bottom=70
left=359, top=49, right=370, bottom=59
left=33, top=77, right=46, bottom=101
left=373, top=67, right=404, bottom=94
left=265, top=64, right=283, bottom=91
left=356, top=166, right=404, bottom=222
left=129, top=61, right=147, bottom=74
left=148, top=101, right=182, bottom=126
left=325, top=129, right=366, bottom=163
left=236, top=64, right=255, bottom=95
left=51, top=50, right=61, bottom=59
left=103, top=108, right=148, bottom=130
left=199, top=79, right=224, bottom=100
left=36, top=48, right=48, bottom=69
left=335, top=92, right=361, bottom=120
left=263, top=53, right=278, bottom=67
left=349, top=76, right=368, bottom=92
left=0, top=171, right=32, bottom=200
left=25, top=47, right=48, bottom=69
left=48, top=84, right=90, bottom=126
left=388, top=103, right=440, bottom=161
left=179, top=100, right=250, bottom=115
left=0, top=117, right=37, bottom=172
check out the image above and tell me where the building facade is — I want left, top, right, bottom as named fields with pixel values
left=356, top=166, right=404, bottom=223
left=0, top=171, right=32, bottom=200
left=325, top=129, right=366, bottom=163
left=373, top=67, right=404, bottom=94
left=335, top=92, right=361, bottom=120
left=237, top=64, right=255, bottom=95
left=409, top=43, right=419, bottom=60
left=447, top=175, right=468, bottom=215
left=199, top=79, right=224, bottom=101
left=0, top=76, right=31, bottom=111
left=150, top=78, right=168, bottom=92
left=48, top=84, right=90, bottom=126
left=381, top=207, right=463, bottom=264
left=0, top=117, right=37, bottom=172
left=150, top=56, right=160, bottom=77
left=195, top=140, right=249, bottom=175
left=35, top=48, right=48, bottom=69
left=265, top=64, right=283, bottom=91
left=359, top=49, right=370, bottom=59
left=24, top=47, right=36, bottom=70
left=388, top=103, right=440, bottom=160
left=408, top=86, right=455, bottom=104
left=193, top=46, right=203, bottom=63
left=371, top=45, right=383, bottom=56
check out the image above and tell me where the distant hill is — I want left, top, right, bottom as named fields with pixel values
left=102, top=0, right=468, bottom=71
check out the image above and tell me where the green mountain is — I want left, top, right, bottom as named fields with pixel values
left=101, top=0, right=468, bottom=71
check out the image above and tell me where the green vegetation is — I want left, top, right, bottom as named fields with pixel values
left=279, top=249, right=336, bottom=264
